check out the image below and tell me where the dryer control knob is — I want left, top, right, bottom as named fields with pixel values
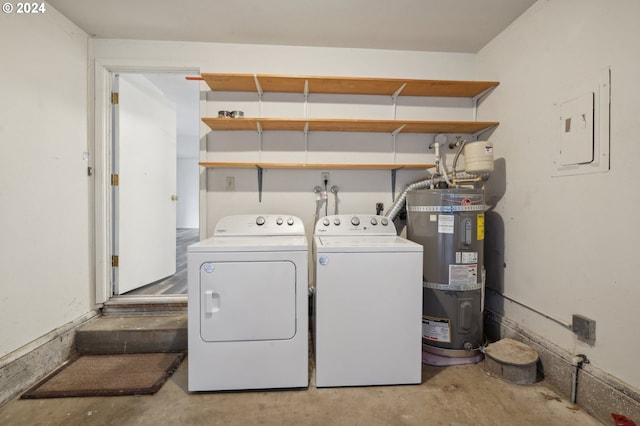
left=322, top=218, right=330, bottom=226
left=381, top=218, right=389, bottom=226
left=370, top=218, right=378, bottom=225
left=351, top=216, right=360, bottom=226
left=276, top=217, right=283, bottom=225
left=287, top=217, right=295, bottom=226
left=256, top=216, right=265, bottom=226
left=334, top=218, right=341, bottom=226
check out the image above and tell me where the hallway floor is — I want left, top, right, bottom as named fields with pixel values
left=0, top=357, right=603, bottom=425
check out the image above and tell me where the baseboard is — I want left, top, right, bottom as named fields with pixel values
left=0, top=311, right=99, bottom=408
left=485, top=309, right=640, bottom=425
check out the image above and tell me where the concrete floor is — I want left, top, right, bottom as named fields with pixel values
left=0, top=357, right=603, bottom=426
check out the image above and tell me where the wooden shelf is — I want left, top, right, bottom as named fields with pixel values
left=201, top=73, right=499, bottom=98
left=199, top=162, right=435, bottom=170
left=198, top=72, right=499, bottom=201
left=202, top=118, right=498, bottom=134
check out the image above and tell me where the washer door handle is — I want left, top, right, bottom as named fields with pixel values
left=204, top=290, right=221, bottom=316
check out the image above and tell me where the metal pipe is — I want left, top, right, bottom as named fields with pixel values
left=571, top=354, right=588, bottom=405
left=330, top=186, right=339, bottom=215
left=452, top=139, right=468, bottom=176
left=485, top=288, right=573, bottom=330
left=313, top=186, right=324, bottom=227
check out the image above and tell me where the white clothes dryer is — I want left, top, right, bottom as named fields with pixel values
left=313, top=214, right=423, bottom=387
left=188, top=214, right=308, bottom=391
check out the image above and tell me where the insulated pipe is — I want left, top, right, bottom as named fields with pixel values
left=385, top=172, right=481, bottom=222
left=385, top=177, right=438, bottom=222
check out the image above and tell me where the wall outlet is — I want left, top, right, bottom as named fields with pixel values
left=321, top=172, right=329, bottom=185
left=225, top=176, right=235, bottom=191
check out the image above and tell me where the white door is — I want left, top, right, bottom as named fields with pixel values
left=113, top=73, right=177, bottom=294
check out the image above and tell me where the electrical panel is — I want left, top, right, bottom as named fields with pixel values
left=559, top=92, right=594, bottom=166
left=553, top=68, right=610, bottom=177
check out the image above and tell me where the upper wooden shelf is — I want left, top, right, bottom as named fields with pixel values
left=200, top=73, right=499, bottom=98
left=199, top=162, right=435, bottom=170
left=202, top=118, right=498, bottom=134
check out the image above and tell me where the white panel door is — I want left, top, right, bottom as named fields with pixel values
left=114, top=74, right=177, bottom=294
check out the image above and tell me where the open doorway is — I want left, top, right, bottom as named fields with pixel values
left=111, top=71, right=200, bottom=297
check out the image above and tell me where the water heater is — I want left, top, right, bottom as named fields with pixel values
left=406, top=188, right=485, bottom=358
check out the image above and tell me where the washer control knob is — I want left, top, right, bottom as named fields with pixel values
left=256, top=216, right=265, bottom=226
left=334, top=218, right=341, bottom=226
left=351, top=216, right=360, bottom=226
left=381, top=218, right=389, bottom=226
left=276, top=217, right=284, bottom=225
left=287, top=217, right=295, bottom=226
left=322, top=218, right=330, bottom=226
left=370, top=217, right=378, bottom=225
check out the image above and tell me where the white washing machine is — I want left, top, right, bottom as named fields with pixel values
left=313, top=214, right=423, bottom=387
left=188, top=214, right=308, bottom=391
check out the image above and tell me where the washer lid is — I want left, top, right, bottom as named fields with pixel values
left=189, top=235, right=308, bottom=252
left=314, top=235, right=422, bottom=253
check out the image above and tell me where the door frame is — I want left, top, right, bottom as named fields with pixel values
left=93, top=61, right=202, bottom=304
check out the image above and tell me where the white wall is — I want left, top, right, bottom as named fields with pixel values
left=477, top=0, right=640, bottom=389
left=92, top=39, right=482, bottom=241
left=0, top=8, right=91, bottom=357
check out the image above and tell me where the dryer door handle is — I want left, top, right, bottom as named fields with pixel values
left=204, top=290, right=221, bottom=316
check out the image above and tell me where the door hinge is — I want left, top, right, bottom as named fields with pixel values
left=111, top=255, right=119, bottom=267
left=111, top=174, right=119, bottom=186
left=111, top=92, right=119, bottom=104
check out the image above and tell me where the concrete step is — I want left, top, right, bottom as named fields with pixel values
left=101, top=297, right=187, bottom=316
left=75, top=313, right=187, bottom=354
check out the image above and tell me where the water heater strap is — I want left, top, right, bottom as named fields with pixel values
left=409, top=205, right=486, bottom=213
left=423, top=281, right=482, bottom=291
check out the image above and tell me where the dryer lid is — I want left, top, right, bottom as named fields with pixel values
left=189, top=235, right=308, bottom=252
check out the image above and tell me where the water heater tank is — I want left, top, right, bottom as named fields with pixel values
left=406, top=188, right=485, bottom=358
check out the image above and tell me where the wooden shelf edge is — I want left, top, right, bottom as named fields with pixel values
left=202, top=117, right=499, bottom=134
left=199, top=162, right=435, bottom=170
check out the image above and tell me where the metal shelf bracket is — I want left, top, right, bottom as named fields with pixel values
left=256, top=165, right=264, bottom=202
left=391, top=168, right=399, bottom=200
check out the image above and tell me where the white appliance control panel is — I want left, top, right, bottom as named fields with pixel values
left=314, top=215, right=395, bottom=236
left=214, top=214, right=305, bottom=236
